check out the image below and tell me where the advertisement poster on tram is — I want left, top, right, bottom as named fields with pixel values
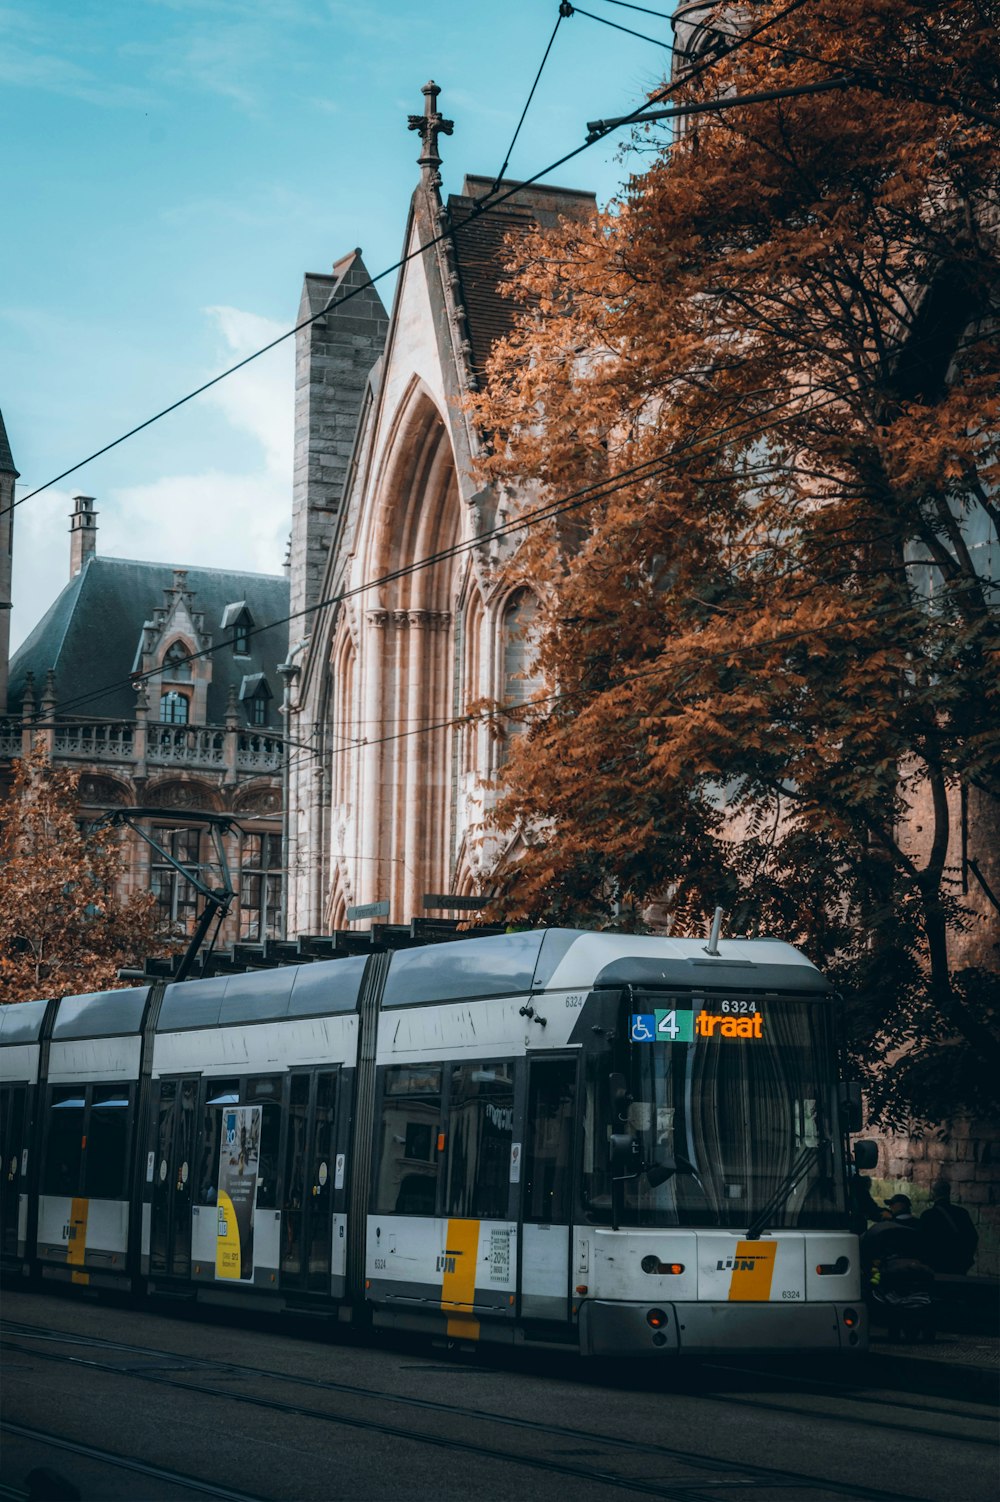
left=215, top=1105, right=261, bottom=1281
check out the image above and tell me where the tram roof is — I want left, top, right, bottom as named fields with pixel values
left=382, top=928, right=831, bottom=1006
left=0, top=996, right=50, bottom=1045
left=0, top=930, right=830, bottom=1041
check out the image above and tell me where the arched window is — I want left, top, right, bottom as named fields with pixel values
left=502, top=591, right=541, bottom=709
left=160, top=691, right=189, bottom=725
left=162, top=641, right=192, bottom=682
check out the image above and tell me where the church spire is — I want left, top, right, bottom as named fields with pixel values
left=407, top=80, right=454, bottom=185
left=0, top=407, right=18, bottom=478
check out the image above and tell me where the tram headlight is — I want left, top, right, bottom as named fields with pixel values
left=646, top=1308, right=668, bottom=1329
left=842, top=1307, right=859, bottom=1328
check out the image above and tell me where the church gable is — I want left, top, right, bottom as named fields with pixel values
left=286, top=81, right=590, bottom=936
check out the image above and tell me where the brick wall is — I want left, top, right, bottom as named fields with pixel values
left=867, top=1117, right=999, bottom=1278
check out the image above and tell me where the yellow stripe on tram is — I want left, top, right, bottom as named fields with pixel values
left=728, top=1239, right=776, bottom=1301
left=441, top=1218, right=481, bottom=1340
left=68, top=1197, right=90, bottom=1286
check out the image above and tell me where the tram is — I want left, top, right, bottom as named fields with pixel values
left=0, top=928, right=870, bottom=1356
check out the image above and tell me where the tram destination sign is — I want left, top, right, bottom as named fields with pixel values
left=631, top=1004, right=765, bottom=1042
left=346, top=900, right=391, bottom=921
left=422, top=894, right=487, bottom=911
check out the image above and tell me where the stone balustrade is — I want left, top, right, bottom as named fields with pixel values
left=1, top=716, right=284, bottom=775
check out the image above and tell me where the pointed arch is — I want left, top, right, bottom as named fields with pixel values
left=462, top=584, right=485, bottom=775
left=354, top=382, right=464, bottom=919
left=330, top=621, right=358, bottom=818
left=161, top=638, right=193, bottom=682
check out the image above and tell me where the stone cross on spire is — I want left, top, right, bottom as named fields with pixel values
left=408, top=80, right=453, bottom=181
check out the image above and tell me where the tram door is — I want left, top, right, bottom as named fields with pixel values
left=519, top=1056, right=578, bottom=1324
left=281, top=1070, right=339, bottom=1294
left=0, top=1085, right=27, bottom=1259
left=150, top=1077, right=199, bottom=1278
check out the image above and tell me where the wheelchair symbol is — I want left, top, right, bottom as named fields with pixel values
left=630, top=1014, right=655, bottom=1042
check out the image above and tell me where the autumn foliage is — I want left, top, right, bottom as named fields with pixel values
left=472, top=0, right=999, bottom=1119
left=0, top=747, right=166, bottom=1005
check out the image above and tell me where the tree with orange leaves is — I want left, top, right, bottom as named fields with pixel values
left=472, top=0, right=999, bottom=1119
left=0, top=746, right=166, bottom=1005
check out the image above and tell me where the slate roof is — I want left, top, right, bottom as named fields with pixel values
left=0, top=408, right=17, bottom=476
left=9, top=556, right=289, bottom=723
left=447, top=176, right=596, bottom=383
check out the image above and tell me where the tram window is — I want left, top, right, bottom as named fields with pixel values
left=444, top=1062, right=514, bottom=1220
left=247, top=1077, right=281, bottom=1210
left=374, top=1065, right=442, bottom=1215
left=524, top=1060, right=577, bottom=1224
left=84, top=1087, right=131, bottom=1200
left=198, top=1079, right=239, bottom=1203
left=44, top=1089, right=86, bottom=1195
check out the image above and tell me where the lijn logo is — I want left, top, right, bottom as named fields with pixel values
left=717, top=1256, right=766, bottom=1271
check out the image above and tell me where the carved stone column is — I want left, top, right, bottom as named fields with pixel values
left=223, top=683, right=240, bottom=787
left=133, top=682, right=149, bottom=784
left=40, top=670, right=56, bottom=757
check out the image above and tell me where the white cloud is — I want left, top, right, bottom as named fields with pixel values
left=10, top=305, right=293, bottom=655
left=104, top=469, right=288, bottom=576
left=102, top=305, right=293, bottom=571
left=9, top=487, right=77, bottom=655
left=200, top=304, right=295, bottom=479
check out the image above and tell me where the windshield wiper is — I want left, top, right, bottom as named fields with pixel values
left=746, top=1144, right=820, bottom=1240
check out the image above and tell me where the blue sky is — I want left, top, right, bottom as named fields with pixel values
left=3, top=0, right=676, bottom=652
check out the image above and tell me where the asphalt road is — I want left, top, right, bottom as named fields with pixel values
left=0, top=1288, right=995, bottom=1502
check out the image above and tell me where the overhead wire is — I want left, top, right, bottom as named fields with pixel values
left=488, top=3, right=570, bottom=195
left=21, top=0, right=965, bottom=769
left=277, top=585, right=945, bottom=784
left=25, top=372, right=855, bottom=725
left=2, top=0, right=821, bottom=522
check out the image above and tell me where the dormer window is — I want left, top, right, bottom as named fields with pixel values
left=221, top=601, right=254, bottom=657
left=162, top=640, right=192, bottom=682
left=239, top=673, right=272, bottom=728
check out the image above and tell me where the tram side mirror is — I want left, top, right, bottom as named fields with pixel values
left=610, top=1072, right=630, bottom=1125
left=853, top=1139, right=878, bottom=1171
left=838, top=1081, right=864, bottom=1134
left=645, top=1153, right=697, bottom=1188
left=609, top=1133, right=639, bottom=1176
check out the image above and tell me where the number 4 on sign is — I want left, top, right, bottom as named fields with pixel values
left=655, top=1008, right=693, bottom=1043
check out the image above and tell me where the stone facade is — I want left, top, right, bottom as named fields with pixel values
left=3, top=487, right=289, bottom=950
left=284, top=85, right=594, bottom=935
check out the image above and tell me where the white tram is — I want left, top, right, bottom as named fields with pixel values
left=0, top=929, right=869, bottom=1356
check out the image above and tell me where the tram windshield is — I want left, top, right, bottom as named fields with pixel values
left=582, top=993, right=848, bottom=1229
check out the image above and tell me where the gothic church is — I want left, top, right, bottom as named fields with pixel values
left=284, top=83, right=594, bottom=931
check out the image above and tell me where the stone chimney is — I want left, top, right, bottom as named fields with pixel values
left=70, top=495, right=98, bottom=578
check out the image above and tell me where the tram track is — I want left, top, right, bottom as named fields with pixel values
left=4, top=1318, right=994, bottom=1449
left=0, top=1419, right=269, bottom=1502
left=0, top=1321, right=968, bottom=1502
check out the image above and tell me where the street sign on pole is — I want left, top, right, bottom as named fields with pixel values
left=422, top=894, right=487, bottom=911
left=346, top=900, right=391, bottom=921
